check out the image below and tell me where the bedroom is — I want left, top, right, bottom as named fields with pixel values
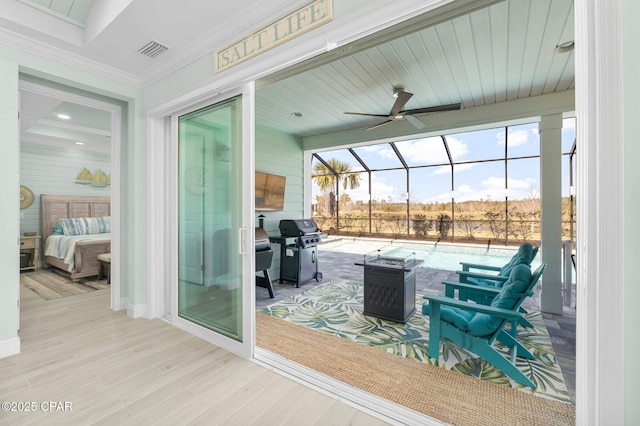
left=18, top=79, right=118, bottom=301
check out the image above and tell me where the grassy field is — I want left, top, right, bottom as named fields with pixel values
left=312, top=197, right=576, bottom=245
left=313, top=212, right=574, bottom=246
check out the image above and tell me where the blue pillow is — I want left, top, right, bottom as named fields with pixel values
left=425, top=265, right=533, bottom=337
left=59, top=216, right=111, bottom=235
left=467, top=276, right=496, bottom=287
left=467, top=264, right=532, bottom=337
left=440, top=306, right=474, bottom=329
left=498, top=243, right=535, bottom=277
left=422, top=303, right=475, bottom=330
left=53, top=223, right=64, bottom=235
left=517, top=243, right=535, bottom=262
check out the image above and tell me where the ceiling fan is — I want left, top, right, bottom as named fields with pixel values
left=344, top=87, right=461, bottom=130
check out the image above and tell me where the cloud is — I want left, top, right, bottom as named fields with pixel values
left=497, top=129, right=533, bottom=147
left=433, top=163, right=474, bottom=175
left=371, top=177, right=403, bottom=201
left=425, top=192, right=454, bottom=203
left=433, top=166, right=449, bottom=175
left=482, top=176, right=506, bottom=189
left=344, top=174, right=403, bottom=202
left=359, top=144, right=390, bottom=156
left=456, top=184, right=474, bottom=194
left=457, top=163, right=475, bottom=171
left=423, top=183, right=475, bottom=203
left=418, top=176, right=539, bottom=203
left=442, top=136, right=468, bottom=161
left=509, top=129, right=530, bottom=146
left=393, top=136, right=469, bottom=164
left=432, top=162, right=474, bottom=175
left=361, top=144, right=398, bottom=161
left=507, top=177, right=536, bottom=189
left=563, top=117, right=576, bottom=130
left=328, top=136, right=471, bottom=170
left=399, top=138, right=448, bottom=163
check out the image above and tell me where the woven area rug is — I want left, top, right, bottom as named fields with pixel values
left=258, top=278, right=572, bottom=404
left=257, top=313, right=575, bottom=425
left=20, top=269, right=109, bottom=300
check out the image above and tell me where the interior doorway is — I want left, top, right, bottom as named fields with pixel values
left=18, top=78, right=122, bottom=315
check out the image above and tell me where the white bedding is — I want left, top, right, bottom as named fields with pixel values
left=44, top=233, right=111, bottom=270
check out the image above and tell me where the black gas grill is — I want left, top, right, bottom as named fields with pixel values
left=255, top=227, right=275, bottom=298
left=278, top=219, right=328, bottom=248
left=270, top=219, right=327, bottom=287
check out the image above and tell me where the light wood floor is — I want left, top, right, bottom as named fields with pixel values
left=0, top=285, right=390, bottom=426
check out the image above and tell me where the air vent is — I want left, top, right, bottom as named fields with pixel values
left=137, top=41, right=168, bottom=58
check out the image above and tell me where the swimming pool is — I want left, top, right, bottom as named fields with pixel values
left=320, top=237, right=542, bottom=272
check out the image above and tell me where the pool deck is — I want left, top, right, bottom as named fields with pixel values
left=255, top=241, right=576, bottom=404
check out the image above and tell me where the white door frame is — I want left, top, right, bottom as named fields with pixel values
left=575, top=0, right=625, bottom=423
left=18, top=80, right=122, bottom=312
left=151, top=83, right=256, bottom=358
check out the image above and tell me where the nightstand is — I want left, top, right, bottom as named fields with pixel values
left=20, top=235, right=40, bottom=272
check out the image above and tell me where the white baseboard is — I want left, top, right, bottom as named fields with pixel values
left=0, top=337, right=20, bottom=359
left=127, top=302, right=149, bottom=318
left=117, top=297, right=128, bottom=312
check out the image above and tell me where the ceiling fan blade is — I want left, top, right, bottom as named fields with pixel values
left=405, top=115, right=426, bottom=129
left=402, top=103, right=461, bottom=115
left=366, top=120, right=394, bottom=131
left=389, top=91, right=413, bottom=116
left=344, top=112, right=390, bottom=118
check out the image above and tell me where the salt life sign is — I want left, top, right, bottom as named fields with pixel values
left=215, top=0, right=333, bottom=72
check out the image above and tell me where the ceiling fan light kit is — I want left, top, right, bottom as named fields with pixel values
left=344, top=88, right=461, bottom=130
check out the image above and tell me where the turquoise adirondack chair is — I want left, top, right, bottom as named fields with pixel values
left=423, top=263, right=546, bottom=388
left=456, top=243, right=539, bottom=327
left=457, top=243, right=538, bottom=287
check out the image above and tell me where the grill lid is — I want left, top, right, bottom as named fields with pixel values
left=279, top=219, right=322, bottom=237
left=255, top=227, right=271, bottom=252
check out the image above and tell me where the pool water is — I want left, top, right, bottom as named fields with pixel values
left=321, top=237, right=541, bottom=272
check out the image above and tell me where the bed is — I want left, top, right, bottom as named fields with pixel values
left=41, top=194, right=111, bottom=281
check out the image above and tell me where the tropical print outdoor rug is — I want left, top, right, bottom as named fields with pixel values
left=259, top=278, right=571, bottom=403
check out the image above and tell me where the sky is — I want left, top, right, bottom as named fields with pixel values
left=312, top=118, right=576, bottom=205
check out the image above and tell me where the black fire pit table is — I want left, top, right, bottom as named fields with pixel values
left=355, top=247, right=424, bottom=323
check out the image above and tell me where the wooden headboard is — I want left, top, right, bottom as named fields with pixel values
left=40, top=194, right=111, bottom=242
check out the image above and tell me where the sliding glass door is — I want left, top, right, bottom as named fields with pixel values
left=174, top=90, right=253, bottom=355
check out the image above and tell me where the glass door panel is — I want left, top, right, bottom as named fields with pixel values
left=178, top=95, right=243, bottom=342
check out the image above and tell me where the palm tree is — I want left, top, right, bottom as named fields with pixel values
left=312, top=158, right=361, bottom=218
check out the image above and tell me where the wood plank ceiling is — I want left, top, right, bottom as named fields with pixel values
left=17, top=0, right=96, bottom=26
left=255, top=0, right=574, bottom=138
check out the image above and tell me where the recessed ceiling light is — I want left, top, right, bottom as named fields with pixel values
left=75, top=142, right=85, bottom=145
left=57, top=114, right=71, bottom=120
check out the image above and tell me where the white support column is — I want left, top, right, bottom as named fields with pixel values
left=539, top=114, right=563, bottom=314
